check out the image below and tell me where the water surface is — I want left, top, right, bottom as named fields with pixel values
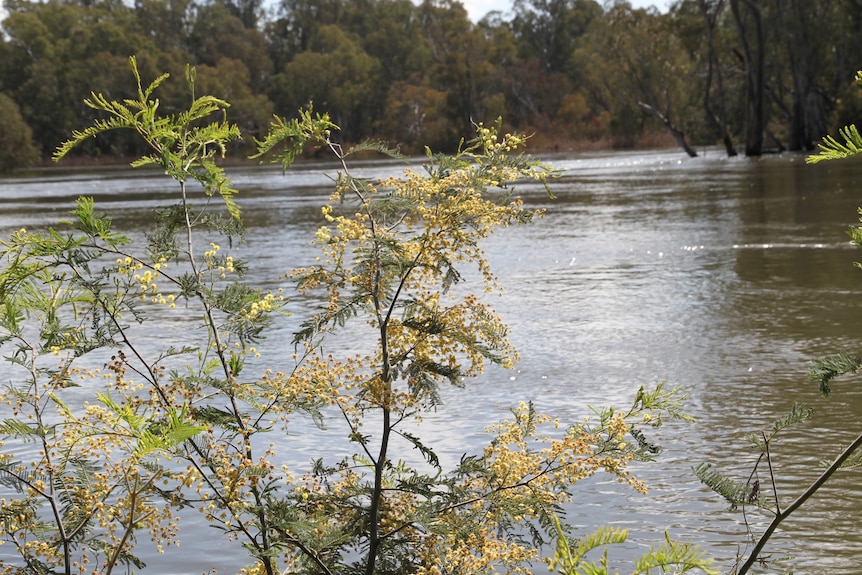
left=2, top=149, right=862, bottom=574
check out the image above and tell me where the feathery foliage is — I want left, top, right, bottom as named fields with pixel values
left=808, top=352, right=862, bottom=397
left=0, top=60, right=709, bottom=575
left=55, top=56, right=243, bottom=220
left=808, top=71, right=862, bottom=163
left=549, top=514, right=716, bottom=575
left=693, top=463, right=762, bottom=511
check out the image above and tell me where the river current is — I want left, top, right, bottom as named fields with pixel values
left=2, top=148, right=862, bottom=574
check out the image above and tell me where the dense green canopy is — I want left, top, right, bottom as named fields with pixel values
left=1, top=0, right=860, bottom=170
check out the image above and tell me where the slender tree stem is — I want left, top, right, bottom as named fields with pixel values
left=365, top=236, right=391, bottom=575
left=179, top=179, right=275, bottom=575
left=25, top=336, right=72, bottom=575
left=762, top=432, right=780, bottom=516
left=738, top=431, right=862, bottom=575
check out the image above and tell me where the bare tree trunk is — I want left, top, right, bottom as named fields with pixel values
left=730, top=0, right=765, bottom=156
left=781, top=0, right=828, bottom=151
left=698, top=0, right=737, bottom=156
left=637, top=101, right=698, bottom=157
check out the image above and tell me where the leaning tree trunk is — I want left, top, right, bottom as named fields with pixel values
left=637, top=101, right=698, bottom=157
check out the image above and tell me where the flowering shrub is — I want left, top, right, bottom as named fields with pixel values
left=0, top=57, right=712, bottom=575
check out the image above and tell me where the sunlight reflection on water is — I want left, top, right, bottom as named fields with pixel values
left=3, top=149, right=862, bottom=573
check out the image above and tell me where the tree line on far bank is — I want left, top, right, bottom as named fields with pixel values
left=1, top=0, right=861, bottom=172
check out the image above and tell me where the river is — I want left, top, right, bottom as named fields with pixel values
left=2, top=148, right=862, bottom=574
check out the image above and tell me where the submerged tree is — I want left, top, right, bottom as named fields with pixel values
left=694, top=0, right=737, bottom=156
left=728, top=0, right=765, bottom=156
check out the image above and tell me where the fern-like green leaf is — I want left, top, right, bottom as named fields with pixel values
left=0, top=418, right=49, bottom=440
left=771, top=402, right=815, bottom=434
left=193, top=405, right=242, bottom=430
left=822, top=447, right=862, bottom=470
left=54, top=56, right=243, bottom=220
left=808, top=107, right=862, bottom=165
left=633, top=382, right=695, bottom=424
left=632, top=532, right=717, bottom=575
left=693, top=463, right=753, bottom=510
left=395, top=430, right=441, bottom=469
left=549, top=513, right=628, bottom=575
left=747, top=402, right=815, bottom=451
left=808, top=352, right=862, bottom=396
left=346, top=139, right=404, bottom=159
left=97, top=391, right=148, bottom=430
left=574, top=525, right=629, bottom=558
left=251, top=105, right=339, bottom=170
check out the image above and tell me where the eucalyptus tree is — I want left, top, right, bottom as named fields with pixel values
left=187, top=0, right=273, bottom=92
left=265, top=0, right=342, bottom=66
left=417, top=0, right=503, bottom=142
left=509, top=0, right=601, bottom=75
left=133, top=0, right=194, bottom=55
left=772, top=0, right=836, bottom=151
left=380, top=79, right=455, bottom=153
left=574, top=3, right=700, bottom=153
left=726, top=0, right=764, bottom=155
left=0, top=92, right=38, bottom=172
left=352, top=0, right=432, bottom=85
left=0, top=0, right=161, bottom=157
left=687, top=0, right=737, bottom=156
left=269, top=23, right=382, bottom=141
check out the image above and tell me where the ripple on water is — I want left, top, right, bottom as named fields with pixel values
left=3, top=151, right=862, bottom=572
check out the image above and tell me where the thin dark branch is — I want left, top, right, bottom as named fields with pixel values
left=738, top=432, right=862, bottom=575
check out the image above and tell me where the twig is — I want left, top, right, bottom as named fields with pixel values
left=737, top=431, right=862, bottom=575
